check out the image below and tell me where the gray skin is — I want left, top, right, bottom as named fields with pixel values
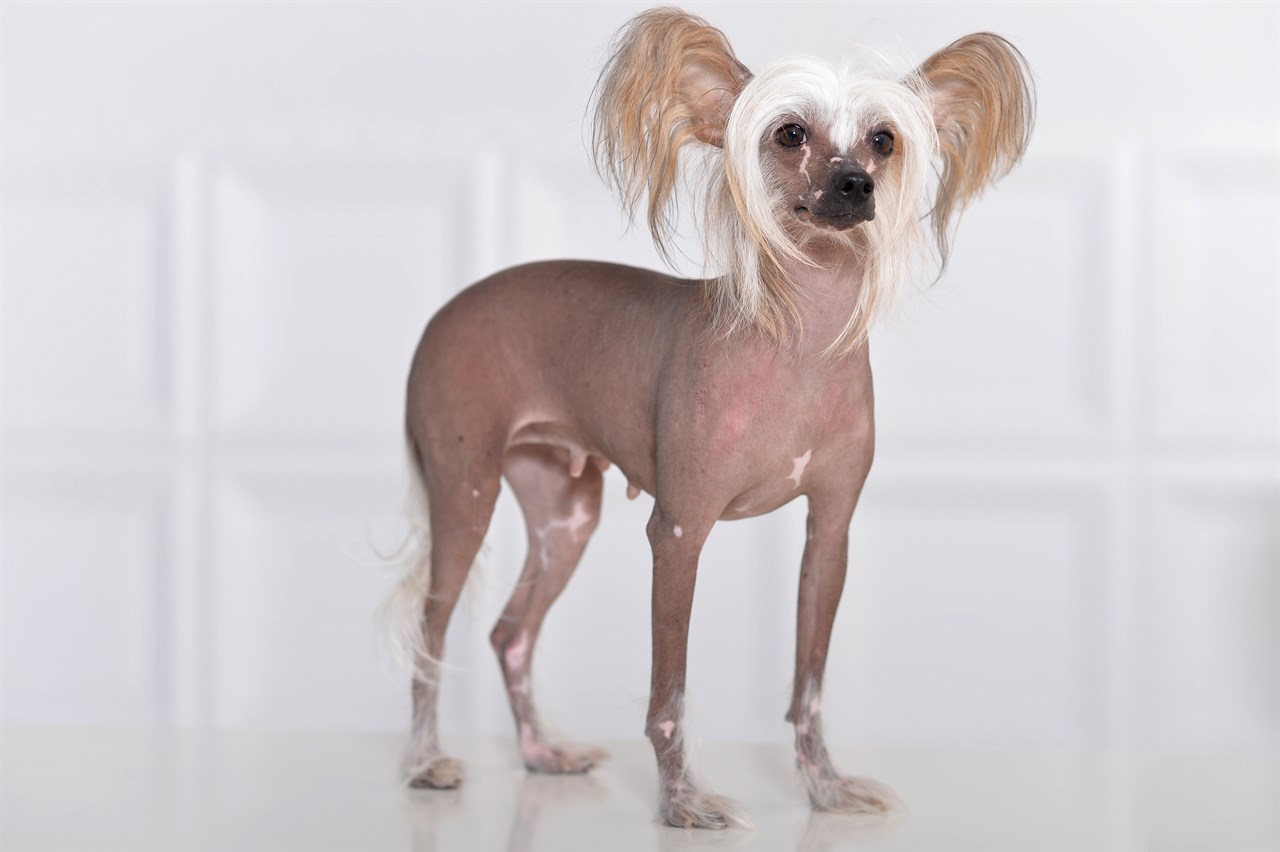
left=405, top=134, right=896, bottom=827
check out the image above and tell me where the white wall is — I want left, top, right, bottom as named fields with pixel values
left=3, top=1, right=1277, bottom=756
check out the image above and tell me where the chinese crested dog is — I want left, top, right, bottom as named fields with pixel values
left=386, top=6, right=1033, bottom=830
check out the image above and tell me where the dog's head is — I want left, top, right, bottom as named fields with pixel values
left=593, top=8, right=1034, bottom=355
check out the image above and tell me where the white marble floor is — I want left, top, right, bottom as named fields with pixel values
left=2, top=726, right=1277, bottom=851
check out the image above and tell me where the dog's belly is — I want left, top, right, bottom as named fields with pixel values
left=509, top=420, right=815, bottom=523
left=507, top=421, right=615, bottom=479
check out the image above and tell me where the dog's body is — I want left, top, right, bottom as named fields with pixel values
left=392, top=8, right=1033, bottom=829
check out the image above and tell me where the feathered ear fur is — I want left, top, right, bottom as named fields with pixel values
left=916, top=33, right=1035, bottom=266
left=592, top=7, right=751, bottom=261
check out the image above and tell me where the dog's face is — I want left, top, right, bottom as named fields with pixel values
left=772, top=118, right=889, bottom=231
left=722, top=59, right=938, bottom=243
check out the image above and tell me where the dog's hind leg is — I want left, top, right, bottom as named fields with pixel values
left=492, top=445, right=606, bottom=774
left=403, top=433, right=503, bottom=790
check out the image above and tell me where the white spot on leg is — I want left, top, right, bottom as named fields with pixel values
left=659, top=720, right=675, bottom=739
left=673, top=525, right=683, bottom=538
left=809, top=696, right=821, bottom=716
left=471, top=488, right=480, bottom=498
left=796, top=720, right=810, bottom=735
left=626, top=482, right=641, bottom=500
left=505, top=631, right=529, bottom=671
left=787, top=450, right=813, bottom=489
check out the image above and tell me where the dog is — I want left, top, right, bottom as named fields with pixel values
left=386, top=7, right=1033, bottom=830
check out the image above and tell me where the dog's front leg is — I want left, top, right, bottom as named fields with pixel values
left=644, top=504, right=749, bottom=830
left=788, top=496, right=902, bottom=814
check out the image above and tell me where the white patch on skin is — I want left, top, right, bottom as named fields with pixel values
left=659, top=720, right=676, bottom=739
left=809, top=696, right=821, bottom=716
left=547, top=500, right=593, bottom=540
left=627, top=482, right=641, bottom=500
left=796, top=720, right=810, bottom=735
left=798, top=143, right=812, bottom=182
left=814, top=189, right=824, bottom=201
left=673, top=525, right=683, bottom=538
left=511, top=675, right=530, bottom=696
left=505, top=631, right=530, bottom=671
left=471, top=488, right=480, bottom=498
left=787, top=449, right=813, bottom=489
left=829, top=156, right=843, bottom=163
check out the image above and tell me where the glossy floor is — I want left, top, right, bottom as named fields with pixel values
left=3, top=727, right=1277, bottom=851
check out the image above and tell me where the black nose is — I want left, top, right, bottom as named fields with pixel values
left=833, top=168, right=874, bottom=198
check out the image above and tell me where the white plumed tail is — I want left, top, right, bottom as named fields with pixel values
left=376, top=434, right=438, bottom=686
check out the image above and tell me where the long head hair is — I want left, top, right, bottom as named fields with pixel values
left=592, top=8, right=1035, bottom=356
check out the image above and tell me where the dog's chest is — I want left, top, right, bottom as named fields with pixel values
left=696, top=359, right=873, bottom=519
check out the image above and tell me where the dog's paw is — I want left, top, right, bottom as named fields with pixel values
left=524, top=744, right=608, bottom=775
left=660, top=790, right=752, bottom=830
left=407, top=755, right=465, bottom=790
left=805, top=774, right=902, bottom=815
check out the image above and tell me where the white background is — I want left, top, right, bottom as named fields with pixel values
left=3, top=0, right=1277, bottom=764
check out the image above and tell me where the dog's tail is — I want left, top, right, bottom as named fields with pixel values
left=376, top=432, right=437, bottom=686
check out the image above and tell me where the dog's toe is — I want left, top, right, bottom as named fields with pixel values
left=408, top=755, right=465, bottom=790
left=660, top=791, right=752, bottom=831
left=524, top=744, right=606, bottom=775
left=808, top=775, right=902, bottom=814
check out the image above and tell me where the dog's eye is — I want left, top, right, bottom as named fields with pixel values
left=870, top=131, right=895, bottom=156
left=775, top=124, right=807, bottom=148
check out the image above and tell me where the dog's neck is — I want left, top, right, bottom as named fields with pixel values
left=782, top=236, right=869, bottom=360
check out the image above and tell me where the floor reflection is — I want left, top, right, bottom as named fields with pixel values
left=506, top=773, right=608, bottom=851
left=402, top=786, right=463, bottom=852
left=797, top=809, right=906, bottom=851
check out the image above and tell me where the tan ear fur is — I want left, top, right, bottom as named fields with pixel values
left=592, top=7, right=751, bottom=260
left=918, top=33, right=1035, bottom=265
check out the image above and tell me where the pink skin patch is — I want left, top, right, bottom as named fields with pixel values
left=796, top=720, right=810, bottom=736
left=673, top=525, right=683, bottom=538
left=658, top=720, right=676, bottom=739
left=505, top=631, right=530, bottom=671
left=627, top=482, right=641, bottom=500
left=510, top=675, right=530, bottom=696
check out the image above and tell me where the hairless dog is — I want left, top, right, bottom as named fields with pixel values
left=386, top=7, right=1033, bottom=829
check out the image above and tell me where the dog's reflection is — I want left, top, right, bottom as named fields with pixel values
left=402, top=786, right=462, bottom=852
left=405, top=772, right=607, bottom=852
left=505, top=773, right=608, bottom=851
left=797, top=808, right=906, bottom=852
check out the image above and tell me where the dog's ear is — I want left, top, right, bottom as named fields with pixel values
left=593, top=8, right=752, bottom=258
left=915, top=33, right=1035, bottom=264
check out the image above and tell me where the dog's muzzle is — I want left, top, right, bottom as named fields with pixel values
left=798, top=167, right=876, bottom=229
